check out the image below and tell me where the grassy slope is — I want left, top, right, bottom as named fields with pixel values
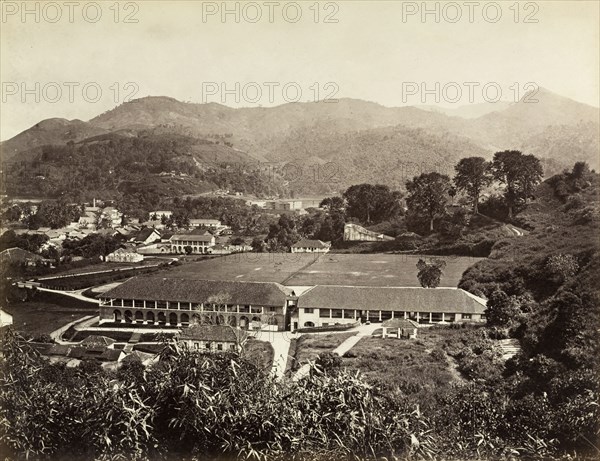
left=6, top=301, right=93, bottom=337
left=294, top=332, right=356, bottom=366
left=459, top=173, right=599, bottom=299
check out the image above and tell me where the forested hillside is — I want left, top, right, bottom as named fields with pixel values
left=2, top=133, right=287, bottom=210
left=2, top=90, right=598, bottom=198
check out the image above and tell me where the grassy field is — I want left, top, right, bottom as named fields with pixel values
left=164, top=252, right=320, bottom=283
left=162, top=252, right=480, bottom=287
left=286, top=253, right=481, bottom=287
left=6, top=301, right=97, bottom=338
left=340, top=330, right=456, bottom=413
left=293, top=332, right=356, bottom=367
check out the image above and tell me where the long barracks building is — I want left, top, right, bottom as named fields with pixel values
left=99, top=276, right=487, bottom=332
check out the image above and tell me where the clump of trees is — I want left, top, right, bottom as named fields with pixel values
left=342, top=184, right=402, bottom=224
left=0, top=230, right=49, bottom=253
left=406, top=172, right=451, bottom=232
left=403, top=150, right=544, bottom=235
left=62, top=234, right=121, bottom=260
left=490, top=150, right=543, bottom=219
left=416, top=258, right=447, bottom=288
left=454, top=156, right=493, bottom=214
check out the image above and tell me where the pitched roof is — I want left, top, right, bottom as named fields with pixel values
left=100, top=276, right=290, bottom=306
left=297, top=286, right=486, bottom=314
left=0, top=247, right=43, bottom=264
left=291, top=239, right=329, bottom=249
left=171, top=234, right=214, bottom=242
left=109, top=247, right=138, bottom=255
left=80, top=335, right=116, bottom=347
left=179, top=324, right=248, bottom=343
left=382, top=318, right=419, bottom=329
left=135, top=228, right=160, bottom=241
left=190, top=218, right=220, bottom=225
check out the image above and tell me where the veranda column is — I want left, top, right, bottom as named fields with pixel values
left=379, top=311, right=382, bottom=322
left=441, top=313, right=445, bottom=322
left=429, top=313, right=432, bottom=323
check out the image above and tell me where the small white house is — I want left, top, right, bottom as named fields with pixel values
left=291, top=239, right=331, bottom=253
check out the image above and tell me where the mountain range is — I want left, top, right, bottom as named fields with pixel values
left=1, top=87, right=598, bottom=198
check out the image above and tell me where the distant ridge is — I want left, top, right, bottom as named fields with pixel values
left=1, top=88, right=598, bottom=196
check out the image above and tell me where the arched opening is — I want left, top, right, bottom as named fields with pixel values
left=124, top=310, right=133, bottom=323
left=113, top=309, right=122, bottom=322
left=135, top=311, right=144, bottom=323
left=216, top=314, right=225, bottom=325
left=239, top=316, right=249, bottom=329
left=202, top=314, right=212, bottom=325
left=268, top=317, right=278, bottom=326
left=228, top=316, right=237, bottom=327
left=146, top=311, right=155, bottom=324
left=304, top=321, right=315, bottom=327
left=169, top=312, right=178, bottom=326
left=157, top=312, right=166, bottom=325
left=180, top=313, right=190, bottom=326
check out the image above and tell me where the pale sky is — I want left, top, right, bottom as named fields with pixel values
left=1, top=0, right=599, bottom=140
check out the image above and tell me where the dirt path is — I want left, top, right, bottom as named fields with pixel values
left=446, top=355, right=467, bottom=383
left=280, top=254, right=323, bottom=285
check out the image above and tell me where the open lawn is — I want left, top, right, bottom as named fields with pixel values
left=5, top=301, right=97, bottom=338
left=340, top=325, right=497, bottom=410
left=164, top=252, right=320, bottom=284
left=341, top=331, right=455, bottom=411
left=162, top=252, right=480, bottom=287
left=294, top=332, right=356, bottom=366
left=285, top=253, right=481, bottom=287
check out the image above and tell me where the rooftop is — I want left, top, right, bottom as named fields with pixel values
left=291, top=239, right=329, bottom=249
left=134, top=228, right=160, bottom=242
left=0, top=247, right=43, bottom=264
left=298, top=286, right=487, bottom=314
left=190, top=218, right=221, bottom=224
left=171, top=233, right=214, bottom=242
left=382, top=318, right=420, bottom=329
left=100, top=276, right=291, bottom=306
left=179, top=324, right=248, bottom=343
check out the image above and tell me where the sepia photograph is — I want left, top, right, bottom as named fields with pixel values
left=0, top=1, right=599, bottom=460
